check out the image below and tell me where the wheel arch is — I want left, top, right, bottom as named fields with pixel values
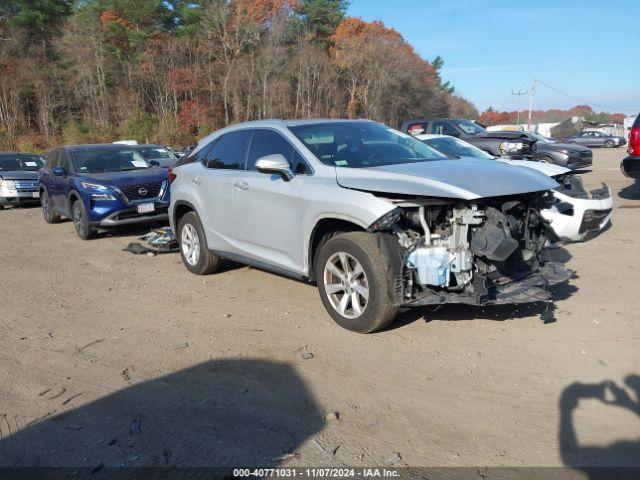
left=306, top=216, right=366, bottom=280
left=173, top=200, right=197, bottom=229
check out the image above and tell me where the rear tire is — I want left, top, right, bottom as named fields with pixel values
left=178, top=211, right=221, bottom=275
left=41, top=190, right=61, bottom=223
left=72, top=199, right=95, bottom=240
left=316, top=232, right=398, bottom=333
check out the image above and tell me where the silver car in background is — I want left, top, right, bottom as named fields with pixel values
left=0, top=152, right=44, bottom=209
left=169, top=120, right=572, bottom=333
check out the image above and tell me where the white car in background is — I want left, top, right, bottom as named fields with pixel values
left=414, top=134, right=613, bottom=243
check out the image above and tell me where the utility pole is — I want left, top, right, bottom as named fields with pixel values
left=527, top=79, right=537, bottom=131
left=511, top=88, right=528, bottom=128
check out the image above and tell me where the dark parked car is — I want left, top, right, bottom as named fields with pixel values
left=621, top=114, right=640, bottom=179
left=525, top=132, right=592, bottom=169
left=0, top=152, right=44, bottom=209
left=562, top=131, right=626, bottom=148
left=39, top=144, right=170, bottom=239
left=133, top=144, right=179, bottom=168
left=400, top=118, right=537, bottom=160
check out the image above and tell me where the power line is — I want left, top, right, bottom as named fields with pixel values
left=511, top=88, right=528, bottom=126
left=535, top=78, right=639, bottom=113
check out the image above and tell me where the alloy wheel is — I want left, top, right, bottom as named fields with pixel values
left=323, top=251, right=369, bottom=319
left=73, top=202, right=85, bottom=236
left=181, top=223, right=201, bottom=266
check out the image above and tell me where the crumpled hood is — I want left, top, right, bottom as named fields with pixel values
left=476, top=131, right=530, bottom=140
left=335, top=158, right=559, bottom=200
left=80, top=167, right=168, bottom=187
left=537, top=142, right=590, bottom=153
left=0, top=170, right=39, bottom=181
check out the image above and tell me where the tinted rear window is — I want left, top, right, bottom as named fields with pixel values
left=204, top=130, right=252, bottom=169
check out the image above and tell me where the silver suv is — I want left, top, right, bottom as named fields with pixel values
left=169, top=120, right=571, bottom=333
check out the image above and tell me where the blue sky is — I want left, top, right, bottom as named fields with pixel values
left=347, top=0, right=640, bottom=114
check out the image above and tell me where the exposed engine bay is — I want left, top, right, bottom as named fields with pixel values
left=368, top=191, right=573, bottom=307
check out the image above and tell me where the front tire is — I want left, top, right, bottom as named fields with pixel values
left=41, top=190, right=61, bottom=223
left=538, top=155, right=553, bottom=164
left=316, top=232, right=398, bottom=333
left=72, top=199, right=95, bottom=240
left=178, top=211, right=221, bottom=275
left=605, top=139, right=614, bottom=148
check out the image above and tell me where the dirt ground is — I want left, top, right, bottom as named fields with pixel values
left=0, top=148, right=638, bottom=473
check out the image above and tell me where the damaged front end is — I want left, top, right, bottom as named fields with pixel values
left=543, top=174, right=613, bottom=243
left=368, top=191, right=572, bottom=308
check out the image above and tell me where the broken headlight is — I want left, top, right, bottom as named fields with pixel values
left=499, top=141, right=524, bottom=154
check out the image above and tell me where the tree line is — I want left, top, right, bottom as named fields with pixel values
left=0, top=0, right=478, bottom=151
left=478, top=105, right=625, bottom=127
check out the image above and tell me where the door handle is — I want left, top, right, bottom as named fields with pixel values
left=191, top=176, right=201, bottom=185
left=234, top=180, right=249, bottom=190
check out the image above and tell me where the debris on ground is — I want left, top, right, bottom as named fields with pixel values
left=143, top=227, right=179, bottom=253
left=301, top=352, right=314, bottom=360
left=540, top=302, right=557, bottom=324
left=324, top=412, right=339, bottom=421
left=273, top=452, right=300, bottom=464
left=123, top=243, right=150, bottom=255
left=123, top=227, right=179, bottom=255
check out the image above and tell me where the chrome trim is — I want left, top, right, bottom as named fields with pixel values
left=112, top=180, right=168, bottom=205
left=97, top=210, right=169, bottom=226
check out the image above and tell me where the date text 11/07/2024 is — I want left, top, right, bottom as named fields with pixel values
left=233, top=468, right=400, bottom=478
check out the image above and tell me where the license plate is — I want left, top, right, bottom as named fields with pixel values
left=137, top=203, right=155, bottom=214
left=32, top=192, right=40, bottom=198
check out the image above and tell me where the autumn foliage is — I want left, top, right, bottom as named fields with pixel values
left=0, top=0, right=476, bottom=149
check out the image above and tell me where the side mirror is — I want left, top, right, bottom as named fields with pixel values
left=255, top=154, right=294, bottom=181
left=52, top=166, right=66, bottom=176
left=149, top=160, right=160, bottom=167
left=450, top=131, right=461, bottom=138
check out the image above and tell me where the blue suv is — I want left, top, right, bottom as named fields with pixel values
left=39, top=144, right=170, bottom=239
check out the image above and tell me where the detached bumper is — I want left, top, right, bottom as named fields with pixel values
left=542, top=185, right=613, bottom=242
left=406, top=261, right=573, bottom=307
left=621, top=156, right=640, bottom=179
left=565, top=153, right=593, bottom=170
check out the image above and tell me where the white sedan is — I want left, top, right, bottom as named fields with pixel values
left=414, top=134, right=613, bottom=243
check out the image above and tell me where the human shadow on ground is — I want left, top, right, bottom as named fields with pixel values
left=559, top=376, right=640, bottom=480
left=0, top=359, right=323, bottom=476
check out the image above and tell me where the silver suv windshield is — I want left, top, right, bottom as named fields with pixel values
left=289, top=121, right=445, bottom=168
